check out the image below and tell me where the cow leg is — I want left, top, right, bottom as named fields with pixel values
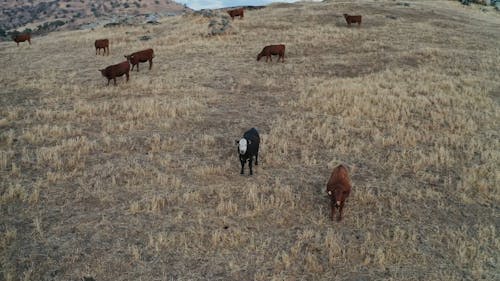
left=330, top=200, right=336, bottom=221
left=337, top=201, right=345, bottom=221
left=130, top=64, right=135, bottom=71
left=136, top=63, right=139, bottom=72
left=255, top=152, right=259, bottom=166
left=126, top=72, right=129, bottom=82
left=28, top=39, right=31, bottom=45
left=113, top=78, right=117, bottom=86
left=240, top=159, right=245, bottom=175
left=149, top=59, right=153, bottom=70
left=107, top=79, right=110, bottom=86
left=248, top=158, right=253, bottom=175
left=96, top=48, right=98, bottom=55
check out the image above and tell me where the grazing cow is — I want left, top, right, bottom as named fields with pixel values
left=236, top=128, right=260, bottom=175
left=13, top=34, right=31, bottom=46
left=95, top=39, right=109, bottom=56
left=124, top=49, right=154, bottom=72
left=227, top=8, right=244, bottom=20
left=326, top=164, right=352, bottom=221
left=257, top=44, right=285, bottom=63
left=344, top=14, right=362, bottom=27
left=99, top=60, right=130, bottom=86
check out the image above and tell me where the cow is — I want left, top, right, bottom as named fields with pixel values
left=257, top=44, right=285, bottom=63
left=236, top=128, right=260, bottom=175
left=227, top=8, right=244, bottom=20
left=124, top=49, right=154, bottom=72
left=344, top=14, right=362, bottom=27
left=99, top=60, right=130, bottom=86
left=95, top=39, right=109, bottom=56
left=13, top=34, right=31, bottom=46
left=326, top=164, right=352, bottom=221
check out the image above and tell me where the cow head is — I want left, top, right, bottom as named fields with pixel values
left=327, top=188, right=348, bottom=208
left=257, top=53, right=263, bottom=61
left=124, top=55, right=132, bottom=62
left=98, top=69, right=105, bottom=76
left=343, top=14, right=349, bottom=19
left=237, top=138, right=250, bottom=155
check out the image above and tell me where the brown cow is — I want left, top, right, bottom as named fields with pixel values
left=257, top=44, right=285, bottom=63
left=95, top=39, right=109, bottom=56
left=13, top=34, right=31, bottom=46
left=124, top=49, right=154, bottom=72
left=99, top=60, right=130, bottom=86
left=344, top=14, right=362, bottom=27
left=326, top=164, right=352, bottom=221
left=227, top=8, right=244, bottom=20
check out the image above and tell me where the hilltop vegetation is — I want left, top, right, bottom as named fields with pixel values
left=0, top=0, right=188, bottom=36
left=0, top=0, right=499, bottom=280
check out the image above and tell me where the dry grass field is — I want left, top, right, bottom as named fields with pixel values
left=1, top=0, right=499, bottom=280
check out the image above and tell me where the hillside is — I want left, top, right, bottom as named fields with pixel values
left=0, top=0, right=189, bottom=33
left=1, top=0, right=499, bottom=280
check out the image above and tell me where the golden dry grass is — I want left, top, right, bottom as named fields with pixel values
left=1, top=1, right=499, bottom=280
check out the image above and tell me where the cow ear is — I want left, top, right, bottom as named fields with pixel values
left=235, top=140, right=239, bottom=145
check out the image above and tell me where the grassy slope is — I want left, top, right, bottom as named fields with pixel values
left=1, top=0, right=499, bottom=280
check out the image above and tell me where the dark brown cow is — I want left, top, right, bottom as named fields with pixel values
left=227, top=8, right=244, bottom=20
left=124, top=49, right=154, bottom=72
left=99, top=60, right=130, bottom=86
left=326, top=164, right=352, bottom=221
left=13, top=34, right=31, bottom=46
left=95, top=39, right=109, bottom=56
left=257, top=44, right=285, bottom=63
left=344, top=14, right=362, bottom=27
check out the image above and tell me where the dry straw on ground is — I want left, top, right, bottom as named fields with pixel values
left=1, top=1, right=499, bottom=280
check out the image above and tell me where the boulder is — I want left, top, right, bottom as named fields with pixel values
left=146, top=14, right=160, bottom=24
left=139, top=35, right=152, bottom=41
left=195, top=9, right=217, bottom=18
left=207, top=13, right=237, bottom=36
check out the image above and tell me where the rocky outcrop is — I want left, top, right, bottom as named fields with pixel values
left=207, top=13, right=237, bottom=36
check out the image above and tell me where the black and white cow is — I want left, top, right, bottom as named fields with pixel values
left=236, top=128, right=260, bottom=175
